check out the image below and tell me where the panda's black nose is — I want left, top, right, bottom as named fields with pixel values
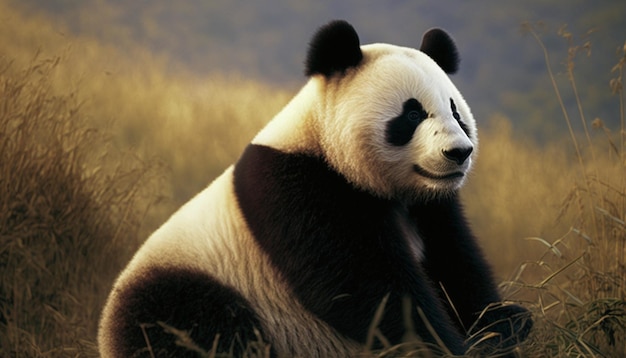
left=443, top=147, right=473, bottom=165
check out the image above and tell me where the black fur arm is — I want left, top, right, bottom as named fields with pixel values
left=410, top=195, right=532, bottom=351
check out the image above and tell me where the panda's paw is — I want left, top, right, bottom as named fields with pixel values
left=467, top=303, right=533, bottom=356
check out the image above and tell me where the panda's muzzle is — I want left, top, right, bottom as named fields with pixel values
left=412, top=164, right=464, bottom=180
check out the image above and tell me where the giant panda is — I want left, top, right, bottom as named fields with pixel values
left=98, top=20, right=532, bottom=357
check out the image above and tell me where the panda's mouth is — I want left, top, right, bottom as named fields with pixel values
left=413, top=164, right=464, bottom=180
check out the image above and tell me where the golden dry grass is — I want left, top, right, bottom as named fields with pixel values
left=0, top=55, right=164, bottom=357
left=0, top=1, right=624, bottom=356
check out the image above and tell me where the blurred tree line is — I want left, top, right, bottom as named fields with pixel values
left=9, top=0, right=626, bottom=139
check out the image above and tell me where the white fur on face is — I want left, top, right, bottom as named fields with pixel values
left=318, top=44, right=478, bottom=201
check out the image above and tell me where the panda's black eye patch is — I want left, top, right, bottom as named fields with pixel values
left=450, top=98, right=470, bottom=136
left=450, top=98, right=460, bottom=120
left=386, top=98, right=428, bottom=146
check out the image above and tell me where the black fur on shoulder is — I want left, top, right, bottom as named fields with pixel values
left=419, top=28, right=460, bottom=74
left=305, top=20, right=363, bottom=77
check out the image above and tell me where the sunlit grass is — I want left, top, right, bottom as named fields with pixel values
left=0, top=55, right=164, bottom=357
left=497, top=23, right=626, bottom=357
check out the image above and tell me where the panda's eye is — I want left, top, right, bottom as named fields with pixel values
left=450, top=98, right=461, bottom=120
left=407, top=110, right=422, bottom=122
left=386, top=98, right=427, bottom=146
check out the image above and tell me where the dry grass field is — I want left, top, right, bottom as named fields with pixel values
left=1, top=1, right=624, bottom=356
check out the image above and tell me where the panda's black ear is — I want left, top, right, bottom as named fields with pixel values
left=419, top=28, right=459, bottom=74
left=305, top=20, right=363, bottom=77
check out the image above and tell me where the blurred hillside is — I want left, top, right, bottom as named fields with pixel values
left=8, top=0, right=626, bottom=138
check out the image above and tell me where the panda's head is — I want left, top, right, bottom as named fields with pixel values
left=257, top=20, right=478, bottom=202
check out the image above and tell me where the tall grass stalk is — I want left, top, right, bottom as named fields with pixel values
left=513, top=23, right=626, bottom=357
left=523, top=23, right=599, bottom=239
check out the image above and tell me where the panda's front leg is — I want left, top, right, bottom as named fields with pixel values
left=316, top=250, right=470, bottom=356
left=386, top=269, right=472, bottom=356
left=409, top=195, right=533, bottom=354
